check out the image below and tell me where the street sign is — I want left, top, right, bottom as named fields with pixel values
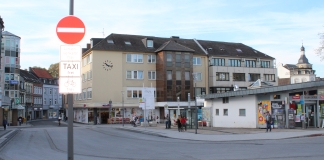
left=56, top=15, right=85, bottom=44
left=60, top=61, right=81, bottom=77
left=60, top=45, right=81, bottom=61
left=59, top=77, right=81, bottom=93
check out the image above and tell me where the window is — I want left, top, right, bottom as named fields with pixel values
left=87, top=71, right=90, bottom=80
left=193, top=72, right=202, bottom=81
left=185, top=71, right=190, bottom=80
left=264, top=74, right=275, bottom=82
left=248, top=73, right=260, bottom=81
left=125, top=41, right=131, bottom=45
left=228, top=59, right=241, bottom=67
left=216, top=72, right=229, bottom=81
left=147, top=40, right=153, bottom=47
left=222, top=97, right=229, bottom=103
left=245, top=60, right=256, bottom=68
left=211, top=58, right=225, bottom=66
left=216, top=109, right=219, bottom=116
left=223, top=109, right=228, bottom=116
left=176, top=71, right=181, bottom=80
left=193, top=57, right=201, bottom=65
left=87, top=88, right=92, bottom=99
left=261, top=61, right=270, bottom=68
left=126, top=71, right=143, bottom=79
left=273, top=94, right=281, bottom=99
left=148, top=71, right=156, bottom=80
left=54, top=99, right=57, bottom=104
left=147, top=55, right=156, bottom=63
left=239, top=109, right=246, bottom=116
left=126, top=54, right=143, bottom=63
left=49, top=89, right=52, bottom=94
left=233, top=73, right=245, bottom=81
left=127, top=88, right=151, bottom=98
left=236, top=49, right=242, bottom=53
left=107, top=39, right=114, bottom=44
left=44, top=88, right=47, bottom=94
left=166, top=54, right=172, bottom=66
left=49, top=99, right=52, bottom=105
left=44, top=98, right=46, bottom=104
left=167, top=71, right=172, bottom=80
left=83, top=90, right=86, bottom=99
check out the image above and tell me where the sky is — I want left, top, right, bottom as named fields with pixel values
left=1, top=0, right=324, bottom=77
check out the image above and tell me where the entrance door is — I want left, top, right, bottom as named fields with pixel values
left=305, top=104, right=316, bottom=127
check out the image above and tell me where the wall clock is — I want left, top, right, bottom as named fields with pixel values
left=102, top=60, right=113, bottom=71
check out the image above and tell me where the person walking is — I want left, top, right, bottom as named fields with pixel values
left=3, top=118, right=7, bottom=130
left=58, top=116, right=62, bottom=126
left=265, top=111, right=272, bottom=132
left=177, top=116, right=182, bottom=132
left=18, top=116, right=22, bottom=126
left=165, top=114, right=169, bottom=129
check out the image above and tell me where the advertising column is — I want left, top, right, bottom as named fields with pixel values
left=271, top=101, right=285, bottom=129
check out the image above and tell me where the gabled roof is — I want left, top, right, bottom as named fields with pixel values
left=283, top=64, right=297, bottom=70
left=2, top=31, right=20, bottom=38
left=83, top=33, right=272, bottom=59
left=196, top=39, right=274, bottom=59
left=19, top=69, right=41, bottom=83
left=30, top=68, right=53, bottom=79
left=155, top=40, right=195, bottom=52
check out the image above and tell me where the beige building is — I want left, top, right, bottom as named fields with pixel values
left=73, top=34, right=277, bottom=125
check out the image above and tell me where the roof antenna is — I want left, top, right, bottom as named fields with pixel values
left=99, top=28, right=105, bottom=38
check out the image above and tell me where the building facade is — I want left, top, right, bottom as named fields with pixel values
left=277, top=45, right=316, bottom=85
left=0, top=31, right=21, bottom=125
left=30, top=68, right=61, bottom=119
left=73, top=33, right=278, bottom=125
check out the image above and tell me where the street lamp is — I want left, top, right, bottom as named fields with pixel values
left=109, top=100, right=113, bottom=123
left=193, top=73, right=198, bottom=134
left=122, top=91, right=124, bottom=127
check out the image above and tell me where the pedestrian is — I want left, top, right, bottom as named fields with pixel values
left=156, top=116, right=159, bottom=124
left=265, top=111, right=272, bottom=132
left=181, top=116, right=187, bottom=131
left=58, top=116, right=62, bottom=126
left=3, top=118, right=7, bottom=130
left=165, top=114, right=169, bottom=129
left=177, top=116, right=182, bottom=132
left=97, top=116, right=100, bottom=124
left=18, top=116, right=23, bottom=126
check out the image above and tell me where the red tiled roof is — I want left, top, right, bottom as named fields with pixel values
left=31, top=68, right=53, bottom=79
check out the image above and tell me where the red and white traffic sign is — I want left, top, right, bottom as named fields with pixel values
left=56, top=15, right=85, bottom=44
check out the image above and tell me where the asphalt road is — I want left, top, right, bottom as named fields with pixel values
left=0, top=120, right=324, bottom=160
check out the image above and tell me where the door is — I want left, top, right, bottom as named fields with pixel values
left=305, top=104, right=315, bottom=127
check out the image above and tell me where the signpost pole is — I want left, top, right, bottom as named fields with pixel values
left=68, top=1, right=74, bottom=160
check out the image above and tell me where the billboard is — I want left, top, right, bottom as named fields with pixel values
left=141, top=88, right=155, bottom=109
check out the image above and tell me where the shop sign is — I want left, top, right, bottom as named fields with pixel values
left=292, top=96, right=300, bottom=100
left=9, top=80, right=18, bottom=84
left=304, top=95, right=317, bottom=99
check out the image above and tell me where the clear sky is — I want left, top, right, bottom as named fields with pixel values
left=1, top=0, right=324, bottom=77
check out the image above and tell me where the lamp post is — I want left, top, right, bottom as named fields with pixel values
left=177, top=97, right=180, bottom=116
left=122, top=91, right=124, bottom=127
left=109, top=100, right=112, bottom=122
left=193, top=73, right=198, bottom=134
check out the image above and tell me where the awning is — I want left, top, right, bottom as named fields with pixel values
left=13, top=105, right=25, bottom=110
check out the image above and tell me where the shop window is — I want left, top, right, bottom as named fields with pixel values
left=273, top=95, right=281, bottom=99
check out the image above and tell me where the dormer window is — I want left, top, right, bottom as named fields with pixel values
left=107, top=39, right=114, bottom=44
left=236, top=49, right=242, bottom=53
left=147, top=40, right=153, bottom=48
left=125, top=41, right=131, bottom=45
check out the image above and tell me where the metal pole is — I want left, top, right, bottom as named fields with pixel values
left=144, top=98, right=146, bottom=128
left=195, top=83, right=198, bottom=134
left=188, top=93, right=191, bottom=129
left=302, top=91, right=305, bottom=129
left=122, top=91, right=124, bottom=127
left=68, top=1, right=74, bottom=160
left=177, top=97, right=180, bottom=116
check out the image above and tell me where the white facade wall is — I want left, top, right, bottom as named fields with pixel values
left=207, top=95, right=257, bottom=128
left=277, top=62, right=290, bottom=78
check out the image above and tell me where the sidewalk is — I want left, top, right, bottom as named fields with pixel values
left=115, top=123, right=324, bottom=141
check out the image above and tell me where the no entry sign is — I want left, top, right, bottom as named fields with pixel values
left=56, top=16, right=85, bottom=44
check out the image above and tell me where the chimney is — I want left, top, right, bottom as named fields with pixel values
left=87, top=43, right=90, bottom=49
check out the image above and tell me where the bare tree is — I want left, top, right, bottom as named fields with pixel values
left=315, top=32, right=324, bottom=61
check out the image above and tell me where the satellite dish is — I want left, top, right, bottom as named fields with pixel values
left=233, top=84, right=239, bottom=91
